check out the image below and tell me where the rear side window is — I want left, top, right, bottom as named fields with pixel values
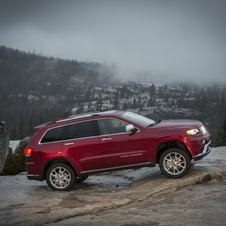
left=67, top=121, right=95, bottom=139
left=40, top=120, right=96, bottom=143
left=41, top=126, right=65, bottom=143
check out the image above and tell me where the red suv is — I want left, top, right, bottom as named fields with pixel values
left=24, top=110, right=211, bottom=191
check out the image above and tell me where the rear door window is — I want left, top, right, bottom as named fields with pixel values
left=67, top=120, right=96, bottom=140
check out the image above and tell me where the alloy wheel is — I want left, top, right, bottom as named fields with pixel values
left=49, top=166, right=71, bottom=189
left=163, top=152, right=186, bottom=175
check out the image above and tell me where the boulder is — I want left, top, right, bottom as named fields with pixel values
left=0, top=121, right=10, bottom=173
left=19, top=137, right=30, bottom=147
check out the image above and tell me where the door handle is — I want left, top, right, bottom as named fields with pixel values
left=64, top=143, right=74, bottom=146
left=102, top=138, right=112, bottom=141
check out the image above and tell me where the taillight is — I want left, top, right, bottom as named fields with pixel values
left=24, top=148, right=33, bottom=156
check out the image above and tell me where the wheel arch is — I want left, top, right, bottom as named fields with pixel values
left=155, top=140, right=192, bottom=164
left=42, top=158, right=77, bottom=180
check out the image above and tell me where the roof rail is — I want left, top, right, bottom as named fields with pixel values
left=91, top=114, right=101, bottom=116
left=55, top=110, right=116, bottom=123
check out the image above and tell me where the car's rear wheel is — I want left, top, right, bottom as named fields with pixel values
left=159, top=148, right=191, bottom=178
left=46, top=163, right=76, bottom=191
left=76, top=175, right=89, bottom=183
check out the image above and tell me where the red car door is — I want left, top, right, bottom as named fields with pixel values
left=97, top=118, right=147, bottom=168
left=61, top=120, right=104, bottom=172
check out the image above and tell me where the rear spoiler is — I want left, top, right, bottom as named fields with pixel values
left=34, top=124, right=46, bottom=131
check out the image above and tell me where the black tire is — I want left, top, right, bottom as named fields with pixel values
left=159, top=148, right=191, bottom=178
left=76, top=175, right=89, bottom=183
left=46, top=163, right=76, bottom=191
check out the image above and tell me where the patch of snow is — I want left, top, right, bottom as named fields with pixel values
left=28, top=95, right=39, bottom=101
left=9, top=140, right=20, bottom=153
left=71, top=107, right=78, bottom=114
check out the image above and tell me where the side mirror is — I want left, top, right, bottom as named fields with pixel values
left=126, top=124, right=136, bottom=133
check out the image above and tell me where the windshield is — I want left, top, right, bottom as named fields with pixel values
left=120, top=111, right=155, bottom=127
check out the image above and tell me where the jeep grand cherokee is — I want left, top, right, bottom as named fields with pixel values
left=24, top=110, right=211, bottom=191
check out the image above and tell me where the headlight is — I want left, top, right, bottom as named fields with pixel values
left=186, top=128, right=199, bottom=135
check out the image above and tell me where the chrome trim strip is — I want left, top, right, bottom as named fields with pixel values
left=102, top=138, right=112, bottom=141
left=193, top=140, right=211, bottom=160
left=56, top=113, right=94, bottom=123
left=64, top=143, right=74, bottom=146
left=38, top=117, right=139, bottom=144
left=203, top=140, right=211, bottom=154
left=39, top=135, right=99, bottom=145
left=97, top=130, right=140, bottom=137
left=121, top=153, right=142, bottom=158
left=38, top=119, right=97, bottom=144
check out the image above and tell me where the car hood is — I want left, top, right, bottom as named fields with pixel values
left=153, top=119, right=202, bottom=130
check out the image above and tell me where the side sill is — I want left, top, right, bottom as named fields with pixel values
left=27, top=174, right=44, bottom=181
left=77, top=162, right=155, bottom=177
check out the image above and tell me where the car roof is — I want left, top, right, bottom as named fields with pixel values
left=34, top=110, right=126, bottom=131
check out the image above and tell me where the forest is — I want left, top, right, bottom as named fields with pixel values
left=0, top=45, right=226, bottom=141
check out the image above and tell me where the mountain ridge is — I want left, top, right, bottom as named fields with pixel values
left=0, top=46, right=225, bottom=139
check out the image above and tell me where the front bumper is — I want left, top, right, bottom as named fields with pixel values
left=193, top=141, right=211, bottom=161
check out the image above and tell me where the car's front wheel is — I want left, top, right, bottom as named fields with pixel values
left=46, top=163, right=76, bottom=191
left=159, top=148, right=191, bottom=178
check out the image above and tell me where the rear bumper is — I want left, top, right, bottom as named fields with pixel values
left=27, top=173, right=44, bottom=181
left=193, top=141, right=211, bottom=161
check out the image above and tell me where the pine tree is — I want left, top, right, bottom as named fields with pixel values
left=150, top=84, right=156, bottom=97
left=19, top=116, right=24, bottom=139
left=0, top=141, right=27, bottom=175
left=62, top=109, right=71, bottom=118
left=114, top=89, right=119, bottom=109
left=95, top=101, right=102, bottom=112
left=27, top=113, right=34, bottom=137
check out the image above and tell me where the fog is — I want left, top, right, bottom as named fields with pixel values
left=0, top=0, right=226, bottom=83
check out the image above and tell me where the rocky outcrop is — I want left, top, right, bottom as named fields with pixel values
left=0, top=121, right=10, bottom=173
left=19, top=137, right=30, bottom=147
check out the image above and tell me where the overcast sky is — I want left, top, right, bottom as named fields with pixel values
left=0, top=0, right=226, bottom=83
